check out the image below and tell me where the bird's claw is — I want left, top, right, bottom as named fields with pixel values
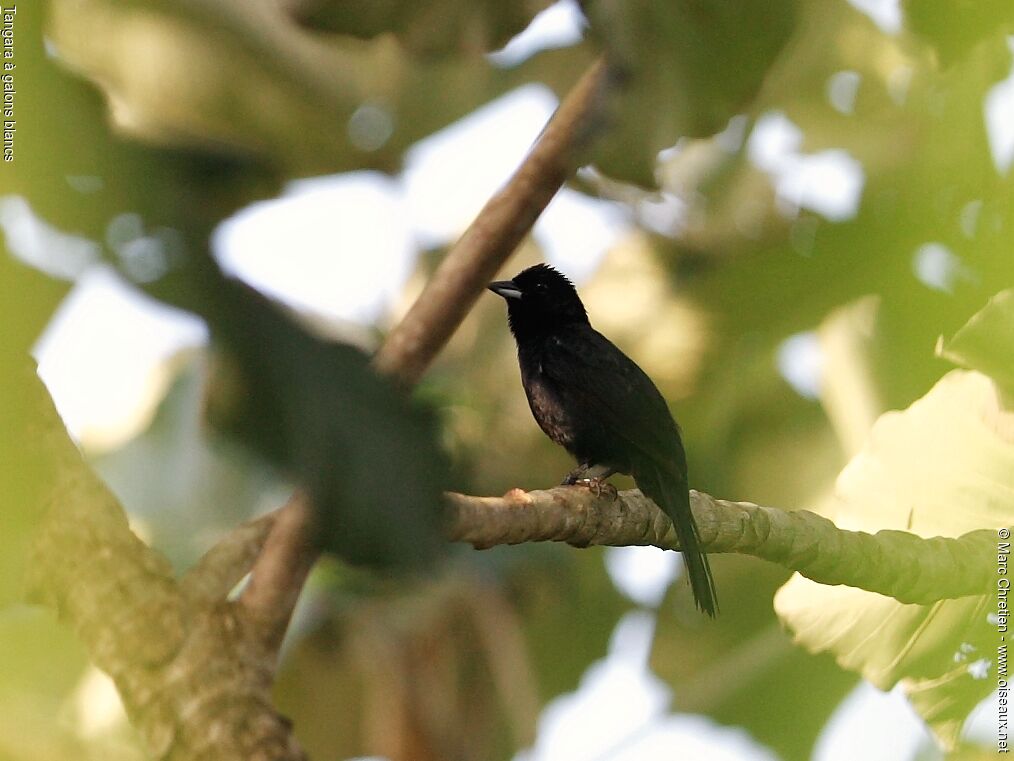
left=573, top=478, right=618, bottom=501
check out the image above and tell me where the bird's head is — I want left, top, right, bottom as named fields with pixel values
left=487, top=263, right=589, bottom=339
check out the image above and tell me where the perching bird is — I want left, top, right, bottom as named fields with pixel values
left=488, top=264, right=717, bottom=616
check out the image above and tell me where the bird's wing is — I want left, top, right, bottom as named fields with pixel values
left=545, top=327, right=687, bottom=472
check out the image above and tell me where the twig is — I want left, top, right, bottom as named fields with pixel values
left=181, top=509, right=279, bottom=605
left=372, top=57, right=609, bottom=387
left=239, top=490, right=317, bottom=651
left=446, top=487, right=994, bottom=605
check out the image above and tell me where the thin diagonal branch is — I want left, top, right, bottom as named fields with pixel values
left=446, top=487, right=994, bottom=605
left=372, top=57, right=609, bottom=387
left=239, top=490, right=317, bottom=650
left=180, top=509, right=279, bottom=605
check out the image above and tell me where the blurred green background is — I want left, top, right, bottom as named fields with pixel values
left=1, top=0, right=1012, bottom=759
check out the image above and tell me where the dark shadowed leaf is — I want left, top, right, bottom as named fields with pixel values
left=293, top=0, right=555, bottom=57
left=13, top=2, right=452, bottom=570
left=198, top=277, right=451, bottom=568
left=44, top=0, right=588, bottom=177
left=583, top=0, right=798, bottom=184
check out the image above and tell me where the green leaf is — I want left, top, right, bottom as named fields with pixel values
left=938, top=289, right=1014, bottom=395
left=13, top=0, right=453, bottom=570
left=584, top=0, right=798, bottom=185
left=774, top=369, right=1014, bottom=747
left=44, top=0, right=585, bottom=177
left=905, top=0, right=1014, bottom=65
left=0, top=258, right=67, bottom=607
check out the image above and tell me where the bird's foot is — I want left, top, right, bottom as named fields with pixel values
left=561, top=465, right=588, bottom=486
left=562, top=463, right=617, bottom=486
left=574, top=477, right=618, bottom=501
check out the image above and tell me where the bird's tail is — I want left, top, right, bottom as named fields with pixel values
left=638, top=462, right=718, bottom=617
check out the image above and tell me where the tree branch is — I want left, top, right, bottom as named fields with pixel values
left=239, top=490, right=317, bottom=651
left=180, top=509, right=278, bottom=606
left=446, top=487, right=993, bottom=605
left=27, top=367, right=307, bottom=760
left=372, top=57, right=608, bottom=387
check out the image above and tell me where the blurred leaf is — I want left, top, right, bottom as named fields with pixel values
left=584, top=0, right=798, bottom=184
left=199, top=278, right=452, bottom=568
left=12, top=0, right=454, bottom=570
left=640, top=8, right=1014, bottom=419
left=905, top=0, right=1014, bottom=65
left=778, top=582, right=994, bottom=746
left=292, top=0, right=555, bottom=57
left=45, top=0, right=590, bottom=177
left=938, top=289, right=1014, bottom=395
left=276, top=549, right=629, bottom=760
left=774, top=368, right=1013, bottom=746
left=829, top=369, right=1010, bottom=535
left=0, top=285, right=67, bottom=607
left=91, top=349, right=289, bottom=570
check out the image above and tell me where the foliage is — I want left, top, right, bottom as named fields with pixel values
left=1, top=0, right=1012, bottom=759
left=776, top=291, right=1014, bottom=746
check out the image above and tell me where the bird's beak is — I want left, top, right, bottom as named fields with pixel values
left=487, top=280, right=523, bottom=300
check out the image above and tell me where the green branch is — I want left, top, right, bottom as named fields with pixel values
left=447, top=487, right=993, bottom=604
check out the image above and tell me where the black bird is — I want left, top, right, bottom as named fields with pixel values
left=488, top=264, right=718, bottom=616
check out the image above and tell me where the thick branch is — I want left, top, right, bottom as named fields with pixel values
left=27, top=368, right=306, bottom=760
left=446, top=487, right=994, bottom=605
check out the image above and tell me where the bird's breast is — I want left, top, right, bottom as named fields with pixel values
left=521, top=365, right=577, bottom=451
